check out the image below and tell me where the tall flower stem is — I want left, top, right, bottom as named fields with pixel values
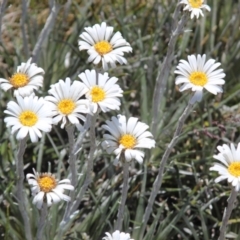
left=141, top=100, right=194, bottom=238
left=37, top=133, right=46, bottom=172
left=115, top=161, right=130, bottom=231
left=218, top=188, right=238, bottom=240
left=58, top=114, right=92, bottom=236
left=151, top=7, right=188, bottom=136
left=16, top=137, right=32, bottom=240
left=66, top=124, right=77, bottom=187
left=31, top=0, right=61, bottom=63
left=36, top=202, right=48, bottom=240
left=69, top=112, right=98, bottom=215
left=72, top=113, right=92, bottom=156
left=21, top=0, right=29, bottom=58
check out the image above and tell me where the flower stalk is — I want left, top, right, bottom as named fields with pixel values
left=16, top=137, right=32, bottom=240
left=59, top=112, right=98, bottom=238
left=31, top=0, right=61, bottom=63
left=141, top=100, right=194, bottom=238
left=115, top=161, right=130, bottom=231
left=58, top=114, right=92, bottom=237
left=70, top=112, right=98, bottom=215
left=218, top=188, right=238, bottom=240
left=66, top=124, right=77, bottom=187
left=36, top=202, right=48, bottom=240
left=151, top=9, right=188, bottom=136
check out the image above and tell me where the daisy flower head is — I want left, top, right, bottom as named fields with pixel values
left=103, top=230, right=134, bottom=240
left=78, top=22, right=132, bottom=71
left=4, top=95, right=53, bottom=143
left=26, top=169, right=74, bottom=209
left=210, top=143, right=240, bottom=192
left=101, top=115, right=155, bottom=165
left=180, top=0, right=211, bottom=19
left=0, top=58, right=44, bottom=97
left=45, top=77, right=89, bottom=129
left=78, top=69, right=123, bottom=114
left=175, top=54, right=225, bottom=104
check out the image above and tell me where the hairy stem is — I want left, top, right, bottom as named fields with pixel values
left=31, top=0, right=61, bottom=63
left=16, top=137, right=32, bottom=240
left=21, top=0, right=29, bottom=58
left=58, top=114, right=92, bottom=238
left=115, top=161, right=130, bottom=231
left=66, top=124, right=77, bottom=187
left=37, top=133, right=46, bottom=172
left=151, top=8, right=188, bottom=137
left=36, top=202, right=48, bottom=240
left=73, top=114, right=92, bottom=156
left=141, top=101, right=194, bottom=238
left=70, top=112, right=98, bottom=215
left=218, top=188, right=238, bottom=240
left=61, top=123, right=82, bottom=227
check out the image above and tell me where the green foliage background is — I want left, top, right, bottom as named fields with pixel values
left=1, top=0, right=240, bottom=239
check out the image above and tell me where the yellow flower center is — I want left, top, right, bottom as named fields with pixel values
left=9, top=73, right=29, bottom=88
left=189, top=71, right=208, bottom=86
left=119, top=134, right=136, bottom=149
left=94, top=41, right=113, bottom=55
left=228, top=162, right=240, bottom=177
left=90, top=86, right=106, bottom=103
left=19, top=111, right=38, bottom=127
left=57, top=99, right=76, bottom=115
left=38, top=175, right=57, bottom=193
left=189, top=0, right=203, bottom=8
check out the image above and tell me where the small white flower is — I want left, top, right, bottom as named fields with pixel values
left=180, top=0, right=211, bottom=19
left=101, top=115, right=155, bottom=165
left=0, top=58, right=44, bottom=96
left=175, top=54, right=225, bottom=104
left=78, top=69, right=123, bottom=114
left=210, top=143, right=240, bottom=191
left=26, top=169, right=74, bottom=209
left=79, top=22, right=132, bottom=70
left=45, top=77, right=89, bottom=128
left=4, top=95, right=53, bottom=142
left=103, top=230, right=134, bottom=240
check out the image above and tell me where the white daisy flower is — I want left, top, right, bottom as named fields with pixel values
left=101, top=115, right=155, bottom=165
left=45, top=77, right=89, bottom=129
left=4, top=95, right=53, bottom=143
left=0, top=58, right=44, bottom=96
left=78, top=69, right=123, bottom=114
left=180, top=0, right=211, bottom=19
left=103, top=230, right=134, bottom=240
left=78, top=22, right=132, bottom=71
left=26, top=169, right=74, bottom=209
left=174, top=54, right=225, bottom=104
left=210, top=143, right=240, bottom=191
